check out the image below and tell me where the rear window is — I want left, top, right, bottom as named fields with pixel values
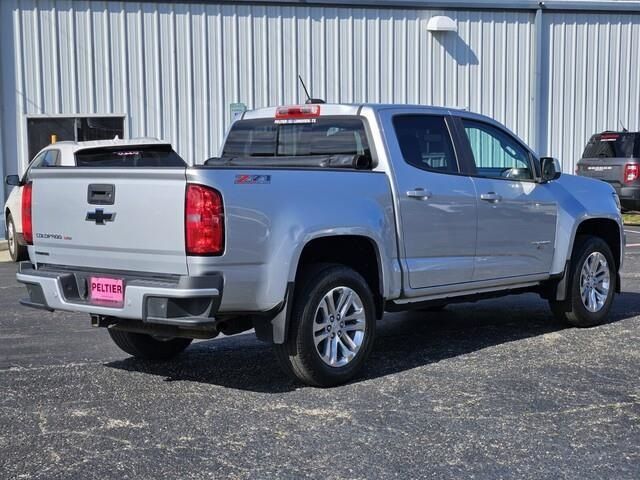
left=582, top=133, right=640, bottom=159
left=221, top=117, right=371, bottom=159
left=74, top=145, right=186, bottom=167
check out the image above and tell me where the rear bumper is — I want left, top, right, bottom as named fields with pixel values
left=618, top=186, right=640, bottom=209
left=16, top=262, right=223, bottom=329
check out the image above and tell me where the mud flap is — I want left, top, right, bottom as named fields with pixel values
left=555, top=261, right=571, bottom=301
left=270, top=283, right=294, bottom=344
left=252, top=282, right=294, bottom=344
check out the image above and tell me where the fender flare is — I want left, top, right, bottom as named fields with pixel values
left=269, top=233, right=389, bottom=345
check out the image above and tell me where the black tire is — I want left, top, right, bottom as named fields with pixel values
left=6, top=214, right=27, bottom=262
left=273, top=264, right=376, bottom=387
left=549, top=235, right=616, bottom=327
left=108, top=329, right=192, bottom=361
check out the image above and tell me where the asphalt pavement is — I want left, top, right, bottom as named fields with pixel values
left=1, top=232, right=639, bottom=479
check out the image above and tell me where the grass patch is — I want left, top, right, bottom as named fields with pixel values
left=623, top=213, right=640, bottom=225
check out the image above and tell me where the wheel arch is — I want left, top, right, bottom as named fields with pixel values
left=293, top=234, right=386, bottom=319
left=551, top=216, right=623, bottom=301
left=264, top=233, right=387, bottom=346
left=572, top=217, right=622, bottom=273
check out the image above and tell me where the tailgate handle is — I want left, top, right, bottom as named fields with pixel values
left=87, top=184, right=115, bottom=205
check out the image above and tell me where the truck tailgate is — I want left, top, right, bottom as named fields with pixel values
left=577, top=158, right=625, bottom=187
left=29, top=168, right=188, bottom=275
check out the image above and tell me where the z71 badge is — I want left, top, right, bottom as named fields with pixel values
left=234, top=175, right=271, bottom=184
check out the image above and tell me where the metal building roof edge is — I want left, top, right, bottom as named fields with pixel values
left=99, top=0, right=640, bottom=13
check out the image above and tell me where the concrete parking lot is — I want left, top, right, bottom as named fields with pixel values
left=1, top=232, right=639, bottom=479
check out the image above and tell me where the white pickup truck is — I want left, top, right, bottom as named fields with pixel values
left=15, top=104, right=624, bottom=387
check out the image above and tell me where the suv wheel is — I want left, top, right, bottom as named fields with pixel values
left=550, top=235, right=616, bottom=327
left=108, top=329, right=192, bottom=361
left=6, top=214, right=27, bottom=262
left=273, top=264, right=376, bottom=387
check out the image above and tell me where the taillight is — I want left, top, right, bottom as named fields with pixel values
left=624, top=163, right=639, bottom=184
left=185, top=184, right=224, bottom=256
left=600, top=133, right=620, bottom=141
left=275, top=104, right=320, bottom=120
left=22, top=182, right=33, bottom=245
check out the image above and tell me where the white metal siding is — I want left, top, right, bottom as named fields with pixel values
left=1, top=0, right=640, bottom=197
left=3, top=0, right=535, bottom=169
left=543, top=12, right=640, bottom=172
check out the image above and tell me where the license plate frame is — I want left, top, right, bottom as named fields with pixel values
left=89, top=276, right=125, bottom=308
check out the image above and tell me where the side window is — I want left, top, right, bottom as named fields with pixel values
left=42, top=150, right=60, bottom=167
left=31, top=150, right=59, bottom=168
left=393, top=115, right=457, bottom=173
left=30, top=152, right=47, bottom=169
left=23, top=152, right=46, bottom=181
left=462, top=120, right=533, bottom=180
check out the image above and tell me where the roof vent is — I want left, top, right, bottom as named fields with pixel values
left=427, top=16, right=457, bottom=33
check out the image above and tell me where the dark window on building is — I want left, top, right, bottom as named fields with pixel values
left=27, top=116, right=125, bottom=161
left=393, top=115, right=457, bottom=173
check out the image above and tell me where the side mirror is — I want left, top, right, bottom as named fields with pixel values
left=540, top=157, right=562, bottom=182
left=5, top=175, right=20, bottom=187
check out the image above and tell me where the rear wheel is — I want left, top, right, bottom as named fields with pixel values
left=273, top=264, right=376, bottom=387
left=550, top=236, right=616, bottom=327
left=108, top=329, right=192, bottom=361
left=6, top=214, right=27, bottom=262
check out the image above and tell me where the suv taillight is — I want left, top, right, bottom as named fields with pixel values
left=22, top=182, right=33, bottom=245
left=185, top=184, right=224, bottom=255
left=624, top=163, right=639, bottom=184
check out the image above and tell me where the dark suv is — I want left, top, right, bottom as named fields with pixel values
left=576, top=131, right=640, bottom=211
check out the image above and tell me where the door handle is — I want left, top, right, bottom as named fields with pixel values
left=87, top=184, right=115, bottom=205
left=480, top=192, right=502, bottom=203
left=406, top=188, right=432, bottom=200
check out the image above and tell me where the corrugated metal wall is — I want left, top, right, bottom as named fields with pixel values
left=3, top=0, right=535, bottom=168
left=1, top=0, right=639, bottom=181
left=542, top=12, right=640, bottom=171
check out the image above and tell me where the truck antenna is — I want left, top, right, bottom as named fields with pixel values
left=298, top=75, right=326, bottom=104
left=619, top=119, right=628, bottom=132
left=298, top=75, right=312, bottom=103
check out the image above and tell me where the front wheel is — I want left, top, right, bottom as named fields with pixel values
left=550, top=235, right=616, bottom=327
left=108, top=329, right=192, bottom=361
left=273, top=264, right=376, bottom=387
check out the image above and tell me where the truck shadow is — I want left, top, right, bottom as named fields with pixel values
left=105, top=292, right=640, bottom=393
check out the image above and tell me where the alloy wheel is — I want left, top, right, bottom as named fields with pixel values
left=579, top=251, right=610, bottom=313
left=312, top=286, right=366, bottom=367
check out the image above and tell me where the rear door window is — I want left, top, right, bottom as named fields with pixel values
left=392, top=115, right=458, bottom=173
left=582, top=133, right=639, bottom=159
left=74, top=145, right=186, bottom=167
left=221, top=117, right=371, bottom=160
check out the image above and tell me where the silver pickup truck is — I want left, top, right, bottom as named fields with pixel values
left=15, top=104, right=624, bottom=387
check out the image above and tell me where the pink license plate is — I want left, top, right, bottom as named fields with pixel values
left=89, top=277, right=124, bottom=307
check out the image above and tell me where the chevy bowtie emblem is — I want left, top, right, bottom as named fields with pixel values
left=86, top=209, right=116, bottom=225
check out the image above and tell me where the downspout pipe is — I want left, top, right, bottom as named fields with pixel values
left=533, top=2, right=545, bottom=157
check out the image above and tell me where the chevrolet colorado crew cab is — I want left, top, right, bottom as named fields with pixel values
left=15, top=104, right=624, bottom=387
